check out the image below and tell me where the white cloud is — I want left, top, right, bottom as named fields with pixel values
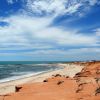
left=0, top=15, right=53, bottom=43
left=35, top=27, right=97, bottom=45
left=0, top=14, right=97, bottom=49
left=25, top=0, right=99, bottom=17
left=95, top=28, right=100, bottom=36
left=7, top=0, right=18, bottom=4
left=88, top=0, right=98, bottom=5
left=30, top=48, right=100, bottom=55
left=0, top=0, right=100, bottom=61
left=26, top=0, right=68, bottom=16
left=4, top=48, right=100, bottom=57
left=7, top=0, right=14, bottom=4
left=0, top=48, right=100, bottom=61
left=0, top=43, right=53, bottom=50
left=67, top=48, right=100, bottom=54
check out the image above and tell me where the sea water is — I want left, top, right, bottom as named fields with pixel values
left=0, top=61, right=65, bottom=83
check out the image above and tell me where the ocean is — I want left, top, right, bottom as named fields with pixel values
left=0, top=61, right=65, bottom=83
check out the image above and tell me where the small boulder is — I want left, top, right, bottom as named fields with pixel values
left=57, top=81, right=64, bottom=85
left=54, top=74, right=62, bottom=77
left=43, top=79, right=48, bottom=82
left=95, top=87, right=100, bottom=96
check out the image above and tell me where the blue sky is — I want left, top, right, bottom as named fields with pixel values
left=0, top=0, right=100, bottom=61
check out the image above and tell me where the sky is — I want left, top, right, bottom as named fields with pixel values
left=0, top=0, right=100, bottom=61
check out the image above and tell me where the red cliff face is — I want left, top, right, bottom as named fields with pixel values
left=75, top=61, right=100, bottom=78
left=74, top=61, right=100, bottom=100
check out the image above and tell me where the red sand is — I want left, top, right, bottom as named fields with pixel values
left=0, top=61, right=100, bottom=100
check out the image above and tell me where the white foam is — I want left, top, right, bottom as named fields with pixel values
left=0, top=71, right=46, bottom=83
left=0, top=64, right=62, bottom=83
left=11, top=72, right=34, bottom=75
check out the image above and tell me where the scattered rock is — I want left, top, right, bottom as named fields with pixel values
left=43, top=79, right=48, bottom=82
left=75, top=72, right=81, bottom=76
left=54, top=74, right=62, bottom=77
left=15, top=86, right=22, bottom=92
left=75, top=71, right=91, bottom=77
left=76, top=89, right=82, bottom=93
left=66, top=76, right=69, bottom=78
left=62, top=75, right=65, bottom=77
left=96, top=69, right=100, bottom=74
left=95, top=78, right=100, bottom=83
left=76, top=84, right=83, bottom=93
left=95, top=78, right=100, bottom=87
left=57, top=81, right=64, bottom=85
left=78, top=98, right=83, bottom=100
left=95, top=87, right=100, bottom=96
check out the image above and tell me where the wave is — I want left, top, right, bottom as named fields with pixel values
left=0, top=64, right=62, bottom=83
left=11, top=72, right=34, bottom=75
left=0, top=71, right=46, bottom=83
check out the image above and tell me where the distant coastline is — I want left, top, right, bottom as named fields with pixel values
left=0, top=61, right=74, bottom=64
left=0, top=60, right=99, bottom=64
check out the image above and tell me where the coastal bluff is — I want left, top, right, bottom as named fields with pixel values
left=0, top=61, right=100, bottom=100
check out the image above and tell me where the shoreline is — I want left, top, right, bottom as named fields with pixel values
left=0, top=63, right=61, bottom=83
left=0, top=63, right=84, bottom=88
left=0, top=65, right=62, bottom=84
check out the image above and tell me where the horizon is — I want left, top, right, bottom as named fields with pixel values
left=0, top=60, right=100, bottom=65
left=0, top=0, right=100, bottom=61
left=0, top=58, right=100, bottom=61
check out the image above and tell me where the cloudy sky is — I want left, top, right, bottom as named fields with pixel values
left=0, top=0, right=100, bottom=61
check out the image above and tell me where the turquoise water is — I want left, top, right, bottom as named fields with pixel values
left=0, top=61, right=68, bottom=64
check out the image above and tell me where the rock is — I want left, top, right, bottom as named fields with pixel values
left=54, top=74, right=62, bottom=77
left=95, top=78, right=100, bottom=84
left=43, top=79, right=48, bottom=82
left=96, top=69, right=100, bottom=74
left=76, top=77, right=97, bottom=85
left=57, top=81, right=64, bottom=85
left=66, top=76, right=69, bottom=78
left=76, top=83, right=84, bottom=93
left=95, top=87, right=100, bottom=96
left=75, top=71, right=92, bottom=77
left=15, top=86, right=22, bottom=92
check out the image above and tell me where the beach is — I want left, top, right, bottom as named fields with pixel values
left=0, top=62, right=100, bottom=100
left=0, top=63, right=83, bottom=87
